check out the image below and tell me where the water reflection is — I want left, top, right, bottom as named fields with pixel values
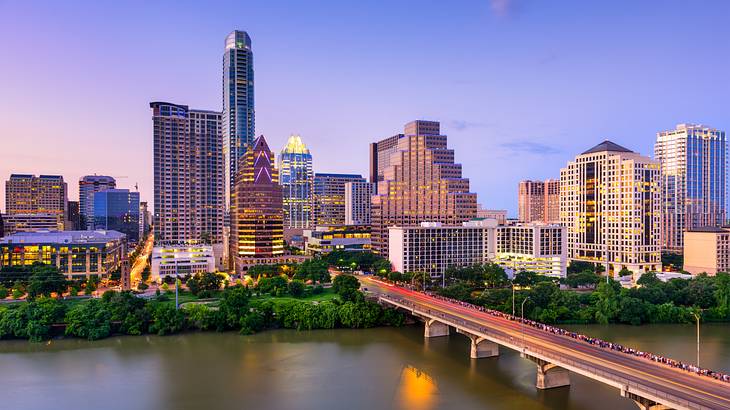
left=395, top=365, right=439, bottom=410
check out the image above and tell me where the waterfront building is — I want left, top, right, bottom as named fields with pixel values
left=279, top=135, right=314, bottom=229
left=150, top=102, right=224, bottom=244
left=655, top=124, right=726, bottom=252
left=518, top=179, right=559, bottom=223
left=303, top=225, right=371, bottom=255
left=5, top=174, right=67, bottom=230
left=2, top=213, right=62, bottom=234
left=93, top=189, right=140, bottom=244
left=231, top=135, right=284, bottom=269
left=79, top=175, right=116, bottom=230
left=67, top=201, right=81, bottom=230
left=371, top=120, right=477, bottom=258
left=493, top=223, right=567, bottom=278
left=150, top=244, right=216, bottom=281
left=345, top=181, right=374, bottom=225
left=560, top=141, right=661, bottom=276
left=314, top=173, right=365, bottom=226
left=683, top=227, right=730, bottom=276
left=477, top=206, right=508, bottom=225
left=0, top=230, right=127, bottom=280
left=223, top=30, right=255, bottom=214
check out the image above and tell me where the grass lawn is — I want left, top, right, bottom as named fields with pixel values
left=252, top=287, right=339, bottom=304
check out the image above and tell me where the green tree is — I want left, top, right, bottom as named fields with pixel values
left=26, top=265, right=67, bottom=299
left=293, top=259, right=330, bottom=283
left=65, top=299, right=112, bottom=340
left=618, top=297, right=648, bottom=325
left=186, top=272, right=225, bottom=296
left=618, top=267, right=633, bottom=277
left=0, top=285, right=8, bottom=299
left=256, top=275, right=288, bottom=295
left=714, top=272, right=730, bottom=317
left=564, top=270, right=601, bottom=288
left=332, top=274, right=360, bottom=302
left=483, top=263, right=509, bottom=288
left=148, top=304, right=186, bottom=335
left=287, top=280, right=306, bottom=297
left=594, top=281, right=620, bottom=324
left=513, top=271, right=541, bottom=287
left=219, top=286, right=251, bottom=329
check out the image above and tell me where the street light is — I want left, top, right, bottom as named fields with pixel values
left=512, top=282, right=516, bottom=316
left=520, top=298, right=530, bottom=351
left=692, top=312, right=701, bottom=368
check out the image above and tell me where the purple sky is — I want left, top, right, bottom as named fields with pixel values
left=1, top=0, right=728, bottom=216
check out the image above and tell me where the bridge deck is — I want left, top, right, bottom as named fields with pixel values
left=361, top=276, right=730, bottom=410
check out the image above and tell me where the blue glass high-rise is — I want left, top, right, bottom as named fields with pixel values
left=93, top=189, right=141, bottom=244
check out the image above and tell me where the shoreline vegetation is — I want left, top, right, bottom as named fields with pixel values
left=2, top=250, right=729, bottom=343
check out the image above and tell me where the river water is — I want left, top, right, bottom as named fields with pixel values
left=1, top=324, right=728, bottom=410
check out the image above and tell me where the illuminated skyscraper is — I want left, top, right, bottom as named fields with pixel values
left=5, top=174, right=67, bottom=230
left=371, top=120, right=478, bottom=258
left=560, top=140, right=661, bottom=276
left=223, top=30, right=255, bottom=214
left=279, top=135, right=314, bottom=229
left=518, top=179, right=559, bottom=223
left=93, top=189, right=140, bottom=244
left=655, top=124, right=726, bottom=252
left=231, top=135, right=284, bottom=266
left=345, top=181, right=374, bottom=225
left=314, top=173, right=365, bottom=226
left=79, top=175, right=116, bottom=230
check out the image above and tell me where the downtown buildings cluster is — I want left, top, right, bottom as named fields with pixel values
left=2, top=30, right=728, bottom=286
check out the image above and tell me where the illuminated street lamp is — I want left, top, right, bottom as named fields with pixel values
left=521, top=296, right=530, bottom=351
left=692, top=312, right=701, bottom=368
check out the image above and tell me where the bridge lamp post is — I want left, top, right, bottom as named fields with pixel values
left=521, top=296, right=530, bottom=351
left=692, top=312, right=700, bottom=368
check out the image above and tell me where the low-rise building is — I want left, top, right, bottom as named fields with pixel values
left=683, top=227, right=730, bottom=276
left=476, top=206, right=508, bottom=225
left=0, top=230, right=127, bottom=280
left=303, top=225, right=371, bottom=255
left=389, top=220, right=567, bottom=279
left=150, top=244, right=216, bottom=281
left=2, top=213, right=63, bottom=234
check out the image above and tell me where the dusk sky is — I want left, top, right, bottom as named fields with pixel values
left=1, top=0, right=728, bottom=215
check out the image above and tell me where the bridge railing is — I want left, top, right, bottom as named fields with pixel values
left=380, top=294, right=708, bottom=410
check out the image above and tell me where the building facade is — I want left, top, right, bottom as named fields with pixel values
left=150, top=102, right=224, bottom=244
left=223, top=30, right=255, bottom=214
left=67, top=201, right=81, bottom=230
left=655, top=124, right=726, bottom=252
left=493, top=224, right=567, bottom=278
left=2, top=213, right=62, bottom=234
left=0, top=230, right=127, bottom=280
left=93, top=189, right=141, bottom=244
left=683, top=227, right=730, bottom=276
left=518, top=179, right=559, bottom=223
left=477, top=206, right=508, bottom=225
left=314, top=173, right=365, bottom=226
left=5, top=174, right=67, bottom=230
left=303, top=225, right=371, bottom=255
left=79, top=175, right=116, bottom=230
left=150, top=245, right=216, bottom=281
left=371, top=120, right=477, bottom=258
left=279, top=135, right=314, bottom=229
left=560, top=141, right=661, bottom=276
left=231, top=135, right=284, bottom=267
left=345, top=181, right=374, bottom=225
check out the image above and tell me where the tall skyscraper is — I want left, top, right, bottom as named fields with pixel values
left=371, top=120, right=478, bottom=258
left=345, top=181, right=374, bottom=225
left=314, top=173, right=365, bottom=226
left=560, top=140, right=661, bottom=276
left=150, top=102, right=224, bottom=244
left=231, top=135, right=284, bottom=266
left=223, top=30, right=255, bottom=215
left=5, top=174, right=67, bottom=230
left=79, top=175, right=116, bottom=230
left=369, top=133, right=404, bottom=191
left=279, top=135, right=314, bottom=229
left=655, top=124, right=726, bottom=252
left=518, top=179, right=559, bottom=223
left=94, top=189, right=141, bottom=243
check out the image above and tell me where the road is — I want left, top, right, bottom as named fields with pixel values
left=130, top=233, right=154, bottom=285
left=360, top=276, right=730, bottom=410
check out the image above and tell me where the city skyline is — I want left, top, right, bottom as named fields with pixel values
left=2, top=1, right=729, bottom=214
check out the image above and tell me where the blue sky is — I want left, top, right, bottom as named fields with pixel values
left=1, top=0, right=728, bottom=215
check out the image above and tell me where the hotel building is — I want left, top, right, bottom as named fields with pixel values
left=150, top=102, right=224, bottom=244
left=314, top=173, right=365, bottom=226
left=560, top=141, right=661, bottom=276
left=371, top=120, right=477, bottom=258
left=683, top=227, right=730, bottom=276
left=79, top=175, right=116, bottom=230
left=279, top=135, right=314, bottom=229
left=518, top=179, right=560, bottom=223
left=655, top=124, right=726, bottom=252
left=345, top=181, right=374, bottom=225
left=230, top=135, right=284, bottom=269
left=5, top=174, right=67, bottom=230
left=0, top=230, right=127, bottom=280
left=150, top=244, right=216, bottom=281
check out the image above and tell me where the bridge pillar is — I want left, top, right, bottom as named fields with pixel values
left=534, top=360, right=570, bottom=389
left=621, top=390, right=672, bottom=410
left=423, top=319, right=450, bottom=338
left=456, top=329, right=499, bottom=358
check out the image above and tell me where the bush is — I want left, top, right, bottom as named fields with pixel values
left=287, top=280, right=305, bottom=298
left=148, top=304, right=186, bottom=336
left=0, top=285, right=8, bottom=299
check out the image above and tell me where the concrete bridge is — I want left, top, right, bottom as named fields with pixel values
left=361, top=277, right=730, bottom=410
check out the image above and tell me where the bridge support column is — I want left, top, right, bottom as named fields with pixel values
left=621, top=390, right=672, bottom=410
left=532, top=358, right=570, bottom=389
left=456, top=329, right=499, bottom=358
left=423, top=319, right=450, bottom=338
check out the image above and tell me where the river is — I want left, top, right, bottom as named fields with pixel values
left=1, top=324, right=728, bottom=410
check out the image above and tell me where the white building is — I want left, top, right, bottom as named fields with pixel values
left=345, top=181, right=374, bottom=225
left=388, top=220, right=566, bottom=279
left=150, top=245, right=216, bottom=281
left=303, top=225, right=371, bottom=255
left=560, top=141, right=661, bottom=276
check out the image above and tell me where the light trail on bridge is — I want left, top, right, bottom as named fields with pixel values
left=360, top=276, right=730, bottom=410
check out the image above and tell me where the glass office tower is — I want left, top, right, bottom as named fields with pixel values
left=94, top=189, right=140, bottom=243
left=279, top=135, right=314, bottom=229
